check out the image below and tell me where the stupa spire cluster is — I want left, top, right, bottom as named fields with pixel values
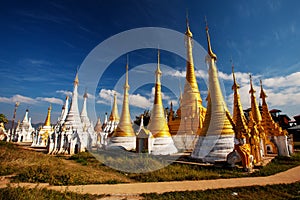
left=7, top=14, right=292, bottom=165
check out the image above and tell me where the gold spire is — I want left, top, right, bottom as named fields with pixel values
left=113, top=61, right=135, bottom=137
left=231, top=65, right=249, bottom=139
left=260, top=80, right=275, bottom=136
left=184, top=17, right=199, bottom=93
left=74, top=72, right=79, bottom=86
left=109, top=92, right=119, bottom=121
left=44, top=104, right=52, bottom=127
left=185, top=12, right=193, bottom=38
left=249, top=75, right=262, bottom=123
left=83, top=88, right=88, bottom=99
left=148, top=49, right=172, bottom=138
left=205, top=18, right=217, bottom=61
left=200, top=23, right=234, bottom=136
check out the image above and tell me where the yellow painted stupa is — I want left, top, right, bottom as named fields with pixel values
left=191, top=21, right=234, bottom=163
left=227, top=65, right=253, bottom=170
left=171, top=16, right=206, bottom=150
left=248, top=75, right=267, bottom=157
left=107, top=61, right=136, bottom=151
left=147, top=49, right=178, bottom=155
left=260, top=80, right=290, bottom=156
left=32, top=105, right=53, bottom=147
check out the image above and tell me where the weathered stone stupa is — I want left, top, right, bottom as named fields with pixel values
left=107, top=62, right=136, bottom=150
left=191, top=23, right=234, bottom=162
left=171, top=18, right=206, bottom=150
left=147, top=50, right=177, bottom=155
left=15, top=109, right=35, bottom=142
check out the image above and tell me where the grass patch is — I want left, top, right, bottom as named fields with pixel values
left=251, top=151, right=300, bottom=177
left=128, top=163, right=246, bottom=182
left=142, top=182, right=300, bottom=200
left=0, top=185, right=105, bottom=200
left=0, top=141, right=131, bottom=185
left=1, top=141, right=300, bottom=186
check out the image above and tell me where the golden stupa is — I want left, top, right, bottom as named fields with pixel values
left=260, top=80, right=290, bottom=156
left=191, top=22, right=234, bottom=162
left=230, top=65, right=254, bottom=168
left=249, top=75, right=267, bottom=156
left=113, top=63, right=135, bottom=137
left=107, top=61, right=136, bottom=151
left=170, top=17, right=206, bottom=150
left=148, top=49, right=172, bottom=138
left=147, top=49, right=177, bottom=155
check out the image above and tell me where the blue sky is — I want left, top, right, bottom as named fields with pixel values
left=0, top=0, right=300, bottom=124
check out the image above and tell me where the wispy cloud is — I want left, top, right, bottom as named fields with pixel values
left=0, top=94, right=63, bottom=105
left=56, top=90, right=72, bottom=97
left=0, top=94, right=38, bottom=104
left=36, top=97, right=63, bottom=105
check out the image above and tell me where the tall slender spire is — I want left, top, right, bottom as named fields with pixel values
left=44, top=104, right=52, bottom=127
left=249, top=74, right=262, bottom=123
left=148, top=49, right=172, bottom=138
left=113, top=61, right=135, bottom=137
left=192, top=23, right=234, bottom=162
left=205, top=18, right=217, bottom=61
left=231, top=65, right=248, bottom=139
left=109, top=93, right=119, bottom=121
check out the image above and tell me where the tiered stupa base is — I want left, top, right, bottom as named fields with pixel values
left=192, top=134, right=234, bottom=163
left=151, top=137, right=178, bottom=155
left=172, top=135, right=198, bottom=151
left=107, top=136, right=136, bottom=151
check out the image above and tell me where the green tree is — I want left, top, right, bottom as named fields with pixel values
left=0, top=114, right=8, bottom=124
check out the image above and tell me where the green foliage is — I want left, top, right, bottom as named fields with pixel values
left=142, top=182, right=300, bottom=200
left=0, top=114, right=8, bottom=124
left=0, top=185, right=104, bottom=200
left=251, top=151, right=300, bottom=177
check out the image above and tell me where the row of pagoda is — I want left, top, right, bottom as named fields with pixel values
left=3, top=18, right=295, bottom=171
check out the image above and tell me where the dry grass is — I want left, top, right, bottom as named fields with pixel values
left=0, top=142, right=131, bottom=185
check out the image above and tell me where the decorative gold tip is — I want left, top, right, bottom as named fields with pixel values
left=44, top=104, right=52, bottom=126
left=259, top=80, right=267, bottom=99
left=83, top=88, right=88, bottom=99
left=74, top=72, right=79, bottom=85
left=205, top=19, right=217, bottom=61
left=231, top=63, right=240, bottom=90
left=249, top=74, right=256, bottom=94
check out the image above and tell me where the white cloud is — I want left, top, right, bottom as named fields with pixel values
left=56, top=90, right=72, bottom=97
left=36, top=97, right=63, bottom=105
left=263, top=72, right=300, bottom=88
left=0, top=94, right=37, bottom=104
left=0, top=94, right=63, bottom=105
left=129, top=94, right=152, bottom=108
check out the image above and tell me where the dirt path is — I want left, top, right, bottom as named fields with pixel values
left=2, top=165, right=299, bottom=197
